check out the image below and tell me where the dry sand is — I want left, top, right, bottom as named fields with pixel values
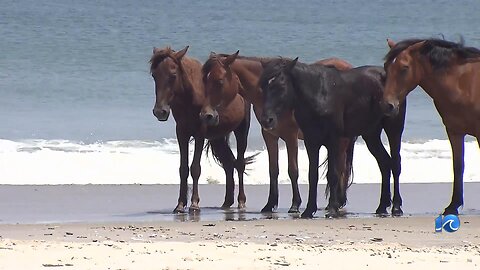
left=1, top=216, right=479, bottom=269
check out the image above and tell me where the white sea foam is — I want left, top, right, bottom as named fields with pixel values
left=0, top=138, right=478, bottom=185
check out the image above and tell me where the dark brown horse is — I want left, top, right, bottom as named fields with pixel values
left=200, top=51, right=253, bottom=209
left=150, top=46, right=251, bottom=212
left=382, top=38, right=480, bottom=215
left=211, top=52, right=354, bottom=213
left=260, top=58, right=407, bottom=218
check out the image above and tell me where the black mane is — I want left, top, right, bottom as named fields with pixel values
left=384, top=37, right=480, bottom=69
left=258, top=58, right=292, bottom=86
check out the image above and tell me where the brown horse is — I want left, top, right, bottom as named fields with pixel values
left=150, top=46, right=251, bottom=213
left=209, top=52, right=354, bottom=213
left=200, top=51, right=253, bottom=209
left=382, top=38, right=480, bottom=215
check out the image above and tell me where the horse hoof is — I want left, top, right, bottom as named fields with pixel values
left=173, top=205, right=187, bottom=214
left=261, top=203, right=277, bottom=213
left=301, top=209, right=315, bottom=219
left=288, top=206, right=300, bottom=213
left=238, top=203, right=246, bottom=210
left=189, top=206, right=200, bottom=213
left=391, top=207, right=403, bottom=217
left=375, top=207, right=389, bottom=216
left=221, top=200, right=234, bottom=209
left=325, top=206, right=340, bottom=218
left=221, top=205, right=231, bottom=210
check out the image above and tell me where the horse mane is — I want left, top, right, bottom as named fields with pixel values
left=384, top=37, right=480, bottom=69
left=203, top=53, right=283, bottom=77
left=258, top=58, right=293, bottom=86
left=149, top=47, right=176, bottom=72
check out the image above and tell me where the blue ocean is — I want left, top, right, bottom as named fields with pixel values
left=1, top=0, right=479, bottom=185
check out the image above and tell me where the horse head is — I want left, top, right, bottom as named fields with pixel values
left=150, top=46, right=189, bottom=121
left=259, top=57, right=298, bottom=130
left=200, top=51, right=240, bottom=126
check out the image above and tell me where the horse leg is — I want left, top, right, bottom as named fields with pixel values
left=285, top=134, right=301, bottom=213
left=260, top=130, right=280, bottom=213
left=174, top=128, right=190, bottom=213
left=363, top=130, right=392, bottom=216
left=189, top=136, right=205, bottom=213
left=384, top=124, right=405, bottom=216
left=301, top=138, right=321, bottom=219
left=444, top=130, right=465, bottom=215
left=233, top=110, right=251, bottom=209
left=325, top=139, right=343, bottom=218
left=210, top=137, right=236, bottom=209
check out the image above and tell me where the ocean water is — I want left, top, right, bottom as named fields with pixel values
left=0, top=0, right=479, bottom=185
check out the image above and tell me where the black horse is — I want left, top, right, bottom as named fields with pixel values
left=259, top=58, right=407, bottom=218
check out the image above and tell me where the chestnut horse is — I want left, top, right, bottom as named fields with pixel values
left=150, top=46, right=251, bottom=213
left=200, top=52, right=253, bottom=209
left=382, top=38, right=480, bottom=215
left=211, top=52, right=354, bottom=213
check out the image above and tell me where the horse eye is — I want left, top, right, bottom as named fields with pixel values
left=218, top=79, right=224, bottom=85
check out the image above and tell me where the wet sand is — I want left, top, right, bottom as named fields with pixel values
left=0, top=183, right=479, bottom=223
left=0, top=183, right=479, bottom=269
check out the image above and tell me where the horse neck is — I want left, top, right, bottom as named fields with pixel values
left=222, top=73, right=241, bottom=105
left=290, top=64, right=327, bottom=99
left=416, top=59, right=458, bottom=104
left=231, top=59, right=263, bottom=107
left=173, top=57, right=205, bottom=108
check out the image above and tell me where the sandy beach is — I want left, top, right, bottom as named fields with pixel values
left=0, top=217, right=479, bottom=269
left=1, top=184, right=479, bottom=269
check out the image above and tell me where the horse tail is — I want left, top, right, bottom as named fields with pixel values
left=241, top=151, right=261, bottom=175
left=324, top=137, right=357, bottom=208
left=205, top=134, right=233, bottom=169
left=320, top=154, right=330, bottom=198
left=338, top=137, right=356, bottom=207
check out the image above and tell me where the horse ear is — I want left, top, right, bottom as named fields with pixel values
left=285, top=57, right=298, bottom=72
left=153, top=47, right=159, bottom=54
left=408, top=40, right=426, bottom=52
left=387, top=39, right=396, bottom=49
left=260, top=59, right=268, bottom=68
left=174, top=46, right=189, bottom=60
left=223, top=50, right=239, bottom=66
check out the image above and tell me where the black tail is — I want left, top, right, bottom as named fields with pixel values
left=242, top=151, right=261, bottom=175
left=324, top=137, right=357, bottom=208
left=204, top=135, right=232, bottom=168
left=205, top=135, right=259, bottom=174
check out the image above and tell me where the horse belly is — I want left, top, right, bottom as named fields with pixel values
left=435, top=102, right=480, bottom=136
left=342, top=104, right=382, bottom=137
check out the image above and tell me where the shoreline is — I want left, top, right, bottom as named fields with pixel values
left=1, top=183, right=480, bottom=224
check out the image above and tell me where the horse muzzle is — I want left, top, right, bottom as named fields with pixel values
left=200, top=110, right=219, bottom=126
left=380, top=100, right=400, bottom=117
left=261, top=114, right=278, bottom=131
left=153, top=106, right=171, bottom=121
